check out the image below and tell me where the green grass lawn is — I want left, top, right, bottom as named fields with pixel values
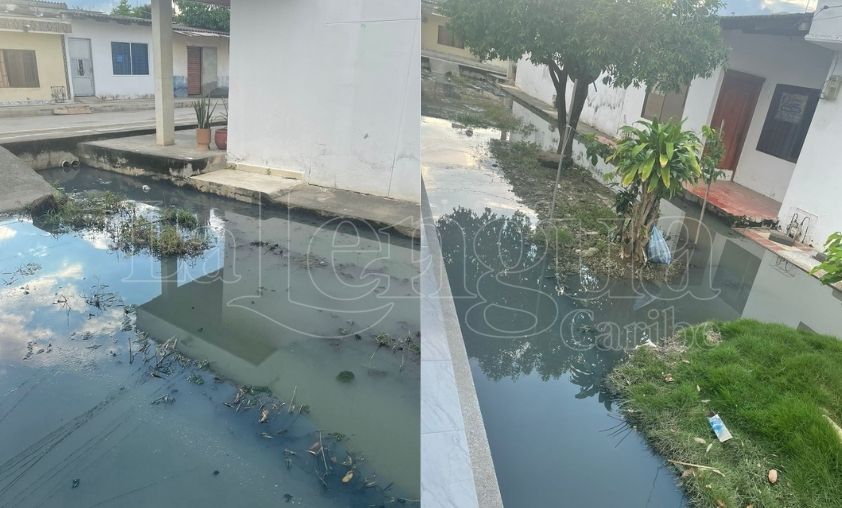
left=610, top=320, right=842, bottom=507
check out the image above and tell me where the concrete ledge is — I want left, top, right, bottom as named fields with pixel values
left=78, top=130, right=226, bottom=179
left=234, top=163, right=304, bottom=180
left=186, top=169, right=420, bottom=239
left=420, top=184, right=503, bottom=507
left=0, top=146, right=56, bottom=214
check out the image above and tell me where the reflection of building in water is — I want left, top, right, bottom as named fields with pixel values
left=136, top=209, right=420, bottom=496
left=656, top=208, right=842, bottom=337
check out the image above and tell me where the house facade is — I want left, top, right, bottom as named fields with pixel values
left=514, top=8, right=842, bottom=247
left=226, top=0, right=420, bottom=203
left=64, top=11, right=229, bottom=100
left=0, top=2, right=229, bottom=105
left=0, top=1, right=71, bottom=105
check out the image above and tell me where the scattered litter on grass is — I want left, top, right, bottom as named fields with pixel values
left=708, top=414, right=733, bottom=443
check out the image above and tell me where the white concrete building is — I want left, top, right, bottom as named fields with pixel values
left=225, top=0, right=421, bottom=203
left=64, top=11, right=229, bottom=100
left=514, top=8, right=842, bottom=247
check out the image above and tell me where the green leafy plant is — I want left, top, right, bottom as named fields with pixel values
left=193, top=95, right=216, bottom=129
left=812, top=233, right=842, bottom=285
left=607, top=119, right=704, bottom=264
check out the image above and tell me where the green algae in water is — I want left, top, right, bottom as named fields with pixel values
left=336, top=371, right=355, bottom=383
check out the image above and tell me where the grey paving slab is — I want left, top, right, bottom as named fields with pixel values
left=0, top=147, right=55, bottom=214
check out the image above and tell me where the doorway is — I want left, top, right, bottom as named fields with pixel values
left=187, top=46, right=218, bottom=96
left=710, top=70, right=765, bottom=173
left=69, top=38, right=94, bottom=97
left=187, top=46, right=203, bottom=96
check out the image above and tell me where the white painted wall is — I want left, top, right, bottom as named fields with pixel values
left=515, top=57, right=656, bottom=137
left=683, top=69, right=724, bottom=134
left=67, top=18, right=154, bottom=99
left=66, top=17, right=230, bottom=99
left=226, top=0, right=421, bottom=203
left=779, top=52, right=842, bottom=247
left=720, top=30, right=834, bottom=202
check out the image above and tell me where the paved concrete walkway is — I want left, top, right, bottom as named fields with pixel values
left=0, top=147, right=55, bottom=213
left=190, top=169, right=420, bottom=238
left=0, top=97, right=204, bottom=118
left=0, top=108, right=201, bottom=145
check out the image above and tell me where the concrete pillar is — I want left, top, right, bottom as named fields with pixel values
left=152, top=0, right=175, bottom=146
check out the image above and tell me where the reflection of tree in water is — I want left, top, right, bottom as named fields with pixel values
left=437, top=207, right=649, bottom=409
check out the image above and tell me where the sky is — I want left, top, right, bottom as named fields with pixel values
left=68, top=0, right=816, bottom=15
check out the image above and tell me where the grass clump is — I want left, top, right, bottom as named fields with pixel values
left=610, top=320, right=842, bottom=508
left=39, top=191, right=124, bottom=232
left=160, top=207, right=199, bottom=229
left=117, top=215, right=209, bottom=258
left=33, top=191, right=210, bottom=258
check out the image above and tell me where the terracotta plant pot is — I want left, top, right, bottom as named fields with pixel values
left=214, top=127, right=228, bottom=151
left=196, top=128, right=212, bottom=151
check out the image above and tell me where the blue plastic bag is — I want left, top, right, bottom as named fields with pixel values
left=647, top=226, right=672, bottom=265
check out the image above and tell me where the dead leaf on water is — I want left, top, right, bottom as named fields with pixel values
left=258, top=406, right=270, bottom=423
left=342, top=470, right=354, bottom=484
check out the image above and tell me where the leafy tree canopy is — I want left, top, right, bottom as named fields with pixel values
left=111, top=0, right=151, bottom=19
left=174, top=0, right=229, bottom=32
left=442, top=0, right=727, bottom=157
left=441, top=0, right=727, bottom=92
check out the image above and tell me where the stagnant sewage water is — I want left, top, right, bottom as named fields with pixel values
left=422, top=114, right=842, bottom=507
left=0, top=167, right=419, bottom=507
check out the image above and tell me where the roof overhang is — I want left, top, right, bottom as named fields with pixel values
left=719, top=13, right=813, bottom=36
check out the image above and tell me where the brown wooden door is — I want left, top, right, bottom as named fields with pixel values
left=187, top=47, right=202, bottom=96
left=710, top=70, right=765, bottom=172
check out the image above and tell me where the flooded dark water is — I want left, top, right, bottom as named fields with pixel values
left=0, top=167, right=419, bottom=507
left=423, top=115, right=842, bottom=508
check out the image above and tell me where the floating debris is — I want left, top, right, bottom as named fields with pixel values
left=151, top=394, right=175, bottom=406
left=71, top=479, right=80, bottom=489
left=336, top=371, right=355, bottom=383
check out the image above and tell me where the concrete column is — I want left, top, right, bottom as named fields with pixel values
left=152, top=0, right=175, bottom=146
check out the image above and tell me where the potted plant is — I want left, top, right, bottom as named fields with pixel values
left=193, top=94, right=216, bottom=151
left=214, top=99, right=228, bottom=151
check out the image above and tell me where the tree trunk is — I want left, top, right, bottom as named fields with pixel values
left=562, top=79, right=591, bottom=165
left=547, top=61, right=568, bottom=154
left=619, top=187, right=661, bottom=267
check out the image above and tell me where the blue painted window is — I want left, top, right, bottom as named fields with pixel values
left=111, top=42, right=149, bottom=75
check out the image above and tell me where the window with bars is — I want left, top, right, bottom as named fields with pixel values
left=111, top=42, right=149, bottom=75
left=0, top=49, right=40, bottom=88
